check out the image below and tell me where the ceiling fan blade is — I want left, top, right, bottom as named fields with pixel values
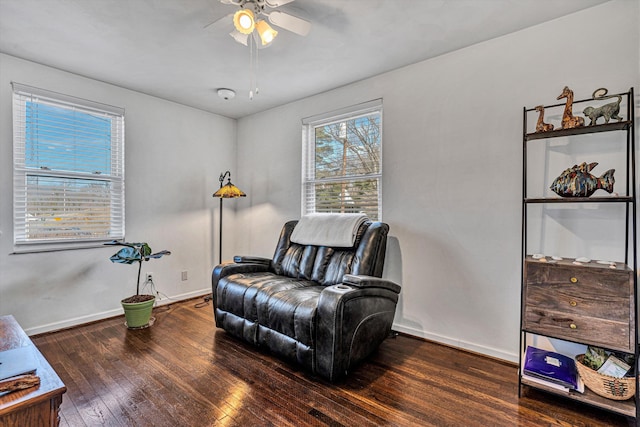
left=264, top=0, right=296, bottom=7
left=204, top=12, right=233, bottom=29
left=267, top=11, right=310, bottom=36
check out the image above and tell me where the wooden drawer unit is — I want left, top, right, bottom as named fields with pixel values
left=523, top=257, right=634, bottom=353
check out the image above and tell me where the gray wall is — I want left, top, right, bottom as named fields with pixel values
left=233, top=0, right=640, bottom=362
left=0, top=54, right=236, bottom=334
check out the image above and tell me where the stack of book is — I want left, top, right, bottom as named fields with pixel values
left=522, top=346, right=583, bottom=392
left=0, top=346, right=40, bottom=393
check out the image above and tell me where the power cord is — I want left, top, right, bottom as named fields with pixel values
left=141, top=277, right=173, bottom=313
left=194, top=294, right=213, bottom=309
left=141, top=275, right=212, bottom=310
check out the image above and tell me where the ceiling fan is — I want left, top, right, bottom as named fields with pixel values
left=209, top=0, right=311, bottom=99
left=217, top=0, right=311, bottom=47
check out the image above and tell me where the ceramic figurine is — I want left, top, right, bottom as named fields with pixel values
left=550, top=162, right=615, bottom=197
left=534, top=105, right=554, bottom=132
left=557, top=86, right=585, bottom=129
left=583, top=87, right=623, bottom=126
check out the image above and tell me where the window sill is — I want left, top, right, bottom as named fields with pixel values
left=12, top=240, right=117, bottom=254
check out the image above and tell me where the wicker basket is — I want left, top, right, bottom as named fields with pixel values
left=575, top=354, right=636, bottom=401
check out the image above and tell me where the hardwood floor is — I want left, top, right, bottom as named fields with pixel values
left=31, top=298, right=634, bottom=426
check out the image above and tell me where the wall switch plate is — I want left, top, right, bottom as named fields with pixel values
left=181, top=271, right=188, bottom=281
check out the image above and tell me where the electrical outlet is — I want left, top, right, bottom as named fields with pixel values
left=181, top=270, right=188, bottom=281
left=146, top=273, right=153, bottom=282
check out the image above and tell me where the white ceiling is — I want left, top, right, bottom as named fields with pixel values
left=0, top=0, right=609, bottom=119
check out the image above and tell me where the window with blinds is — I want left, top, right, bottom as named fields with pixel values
left=302, top=100, right=382, bottom=220
left=12, top=83, right=125, bottom=247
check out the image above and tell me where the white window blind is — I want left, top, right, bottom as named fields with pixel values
left=12, top=83, right=125, bottom=246
left=302, top=100, right=382, bottom=220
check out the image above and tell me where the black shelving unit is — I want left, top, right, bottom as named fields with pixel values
left=519, top=88, right=637, bottom=419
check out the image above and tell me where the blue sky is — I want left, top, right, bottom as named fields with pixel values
left=26, top=100, right=112, bottom=175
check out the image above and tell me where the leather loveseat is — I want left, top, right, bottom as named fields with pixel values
left=211, top=217, right=401, bottom=381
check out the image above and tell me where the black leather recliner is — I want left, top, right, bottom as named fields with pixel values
left=211, top=220, right=401, bottom=381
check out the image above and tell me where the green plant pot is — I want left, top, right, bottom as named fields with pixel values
left=121, top=295, right=155, bottom=329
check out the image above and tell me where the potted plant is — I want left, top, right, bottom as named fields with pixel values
left=105, top=241, right=170, bottom=329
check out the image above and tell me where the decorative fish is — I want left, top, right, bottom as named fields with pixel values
left=550, top=162, right=615, bottom=197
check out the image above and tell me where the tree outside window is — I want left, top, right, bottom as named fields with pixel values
left=303, top=101, right=382, bottom=220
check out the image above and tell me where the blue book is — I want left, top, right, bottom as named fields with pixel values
left=523, top=346, right=578, bottom=390
left=0, top=346, right=38, bottom=380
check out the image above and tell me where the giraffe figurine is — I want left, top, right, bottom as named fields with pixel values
left=557, top=86, right=585, bottom=129
left=534, top=105, right=554, bottom=132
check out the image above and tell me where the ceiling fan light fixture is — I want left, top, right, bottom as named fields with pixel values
left=233, top=9, right=255, bottom=34
left=229, top=29, right=249, bottom=45
left=255, top=20, right=278, bottom=45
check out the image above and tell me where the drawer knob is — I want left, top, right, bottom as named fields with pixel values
left=570, top=323, right=577, bottom=329
left=570, top=277, right=578, bottom=283
left=569, top=301, right=577, bottom=307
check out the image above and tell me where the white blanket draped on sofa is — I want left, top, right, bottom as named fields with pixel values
left=290, top=213, right=369, bottom=247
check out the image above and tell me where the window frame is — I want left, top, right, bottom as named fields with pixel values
left=302, top=99, right=383, bottom=220
left=12, top=82, right=125, bottom=252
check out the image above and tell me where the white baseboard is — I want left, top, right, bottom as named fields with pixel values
left=392, top=322, right=518, bottom=364
left=24, top=288, right=211, bottom=336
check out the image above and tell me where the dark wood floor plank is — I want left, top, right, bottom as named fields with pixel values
left=100, top=320, right=225, bottom=426
left=49, top=333, right=125, bottom=426
left=51, top=324, right=166, bottom=426
left=84, top=327, right=188, bottom=426
left=36, top=334, right=90, bottom=427
left=29, top=297, right=634, bottom=427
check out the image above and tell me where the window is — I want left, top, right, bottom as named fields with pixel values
left=302, top=100, right=382, bottom=220
left=12, top=83, right=125, bottom=248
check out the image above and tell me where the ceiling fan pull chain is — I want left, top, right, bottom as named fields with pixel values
left=249, top=36, right=255, bottom=99
left=255, top=42, right=259, bottom=96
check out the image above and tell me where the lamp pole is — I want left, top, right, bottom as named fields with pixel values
left=202, top=171, right=245, bottom=308
left=217, top=171, right=227, bottom=264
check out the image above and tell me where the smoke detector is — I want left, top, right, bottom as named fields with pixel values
left=217, top=88, right=236, bottom=100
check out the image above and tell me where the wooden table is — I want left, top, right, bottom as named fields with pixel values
left=0, top=315, right=66, bottom=427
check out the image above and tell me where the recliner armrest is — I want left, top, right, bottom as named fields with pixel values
left=316, top=278, right=400, bottom=381
left=212, top=260, right=271, bottom=284
left=233, top=255, right=272, bottom=265
left=342, top=274, right=401, bottom=294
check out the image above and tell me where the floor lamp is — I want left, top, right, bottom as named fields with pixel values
left=212, top=170, right=246, bottom=264
left=197, top=171, right=246, bottom=308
